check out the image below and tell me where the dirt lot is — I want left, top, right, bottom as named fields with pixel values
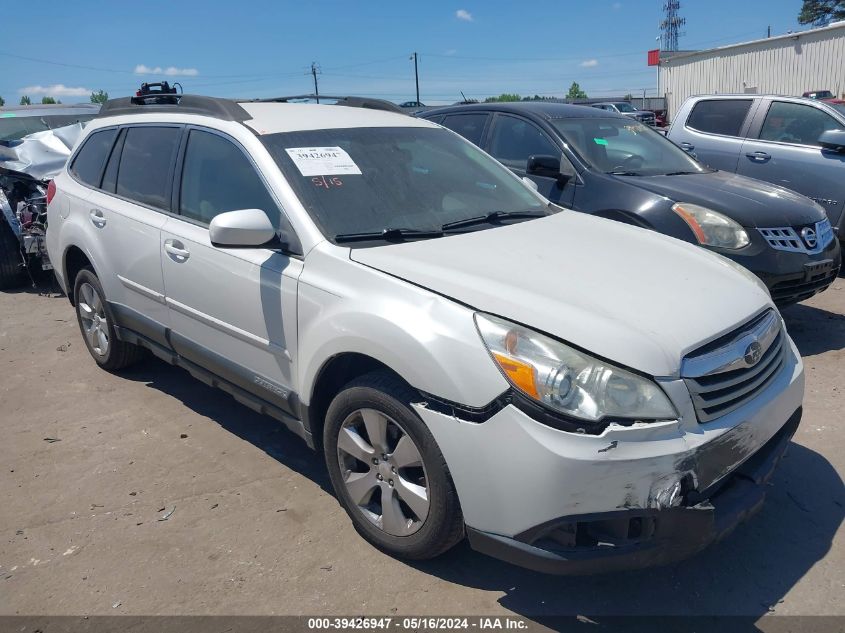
left=1, top=273, right=843, bottom=622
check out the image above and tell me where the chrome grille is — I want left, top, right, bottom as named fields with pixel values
left=758, top=218, right=835, bottom=254
left=682, top=310, right=786, bottom=423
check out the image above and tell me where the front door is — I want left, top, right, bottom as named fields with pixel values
left=161, top=128, right=302, bottom=415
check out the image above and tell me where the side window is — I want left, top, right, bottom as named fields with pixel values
left=116, top=127, right=181, bottom=209
left=758, top=101, right=842, bottom=146
left=488, top=115, right=559, bottom=171
left=70, top=128, right=117, bottom=187
left=179, top=129, right=280, bottom=226
left=686, top=99, right=752, bottom=137
left=441, top=113, right=488, bottom=146
left=100, top=129, right=125, bottom=193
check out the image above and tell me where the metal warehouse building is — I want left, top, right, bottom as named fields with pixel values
left=659, top=21, right=845, bottom=120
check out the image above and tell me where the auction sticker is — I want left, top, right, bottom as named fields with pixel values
left=285, top=147, right=362, bottom=176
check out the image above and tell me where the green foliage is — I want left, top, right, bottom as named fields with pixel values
left=41, top=97, right=58, bottom=104
left=484, top=93, right=522, bottom=103
left=19, top=95, right=31, bottom=105
left=798, top=0, right=845, bottom=25
left=90, top=90, right=109, bottom=104
left=0, top=96, right=5, bottom=107
left=624, top=93, right=634, bottom=101
left=566, top=82, right=588, bottom=100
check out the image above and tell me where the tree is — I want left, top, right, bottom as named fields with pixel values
left=566, top=82, right=588, bottom=100
left=41, top=96, right=58, bottom=104
left=484, top=93, right=522, bottom=103
left=798, top=0, right=845, bottom=25
left=90, top=90, right=109, bottom=104
left=0, top=96, right=5, bottom=106
left=19, top=95, right=31, bottom=105
left=624, top=93, right=634, bottom=101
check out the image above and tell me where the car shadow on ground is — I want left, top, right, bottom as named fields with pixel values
left=119, top=359, right=334, bottom=495
left=782, top=302, right=845, bottom=355
left=120, top=357, right=843, bottom=621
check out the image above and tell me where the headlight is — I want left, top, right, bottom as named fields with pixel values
left=475, top=313, right=677, bottom=423
left=672, top=203, right=750, bottom=249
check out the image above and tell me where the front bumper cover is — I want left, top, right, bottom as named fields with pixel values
left=466, top=407, right=801, bottom=575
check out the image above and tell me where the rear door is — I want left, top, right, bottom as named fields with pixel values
left=160, top=127, right=302, bottom=415
left=485, top=113, right=576, bottom=206
left=670, top=98, right=757, bottom=171
left=738, top=99, right=845, bottom=232
left=80, top=125, right=180, bottom=344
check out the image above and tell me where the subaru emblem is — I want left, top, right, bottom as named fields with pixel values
left=800, top=226, right=818, bottom=249
left=744, top=341, right=763, bottom=366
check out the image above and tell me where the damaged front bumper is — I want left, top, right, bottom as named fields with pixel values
left=414, top=334, right=804, bottom=574
left=466, top=407, right=800, bottom=575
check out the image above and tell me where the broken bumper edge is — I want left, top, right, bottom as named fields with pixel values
left=466, top=406, right=801, bottom=575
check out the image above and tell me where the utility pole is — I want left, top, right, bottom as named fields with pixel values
left=310, top=62, right=321, bottom=103
left=767, top=25, right=771, bottom=38
left=410, top=52, right=420, bottom=104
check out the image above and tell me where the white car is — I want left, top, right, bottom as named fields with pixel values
left=46, top=93, right=804, bottom=574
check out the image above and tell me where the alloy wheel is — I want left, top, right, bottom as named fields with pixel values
left=336, top=408, right=430, bottom=536
left=78, top=282, right=109, bottom=357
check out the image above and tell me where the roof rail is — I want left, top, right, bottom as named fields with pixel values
left=97, top=95, right=253, bottom=122
left=242, top=94, right=406, bottom=114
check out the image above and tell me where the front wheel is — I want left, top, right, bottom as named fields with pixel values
left=324, top=371, right=464, bottom=560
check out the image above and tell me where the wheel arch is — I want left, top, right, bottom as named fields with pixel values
left=62, top=244, right=98, bottom=306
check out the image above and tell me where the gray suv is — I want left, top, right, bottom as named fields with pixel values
left=667, top=95, right=845, bottom=238
left=593, top=102, right=656, bottom=126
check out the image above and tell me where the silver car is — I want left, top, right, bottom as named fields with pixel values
left=667, top=94, right=845, bottom=238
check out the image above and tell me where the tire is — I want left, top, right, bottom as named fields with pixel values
left=0, top=218, right=25, bottom=289
left=324, top=371, right=464, bottom=560
left=73, top=267, right=145, bottom=371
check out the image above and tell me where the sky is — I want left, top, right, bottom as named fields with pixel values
left=0, top=0, right=808, bottom=106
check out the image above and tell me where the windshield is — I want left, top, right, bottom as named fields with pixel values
left=551, top=117, right=708, bottom=176
left=832, top=104, right=845, bottom=117
left=613, top=103, right=636, bottom=113
left=261, top=126, right=547, bottom=244
left=808, top=91, right=834, bottom=99
left=0, top=114, right=97, bottom=141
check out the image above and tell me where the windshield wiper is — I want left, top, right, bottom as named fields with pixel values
left=664, top=170, right=699, bottom=176
left=608, top=170, right=643, bottom=176
left=441, top=210, right=547, bottom=232
left=334, top=227, right=444, bottom=243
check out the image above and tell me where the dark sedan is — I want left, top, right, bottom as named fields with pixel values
left=420, top=102, right=841, bottom=306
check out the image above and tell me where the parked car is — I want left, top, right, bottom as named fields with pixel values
left=421, top=102, right=841, bottom=306
left=667, top=94, right=845, bottom=241
left=1, top=104, right=99, bottom=287
left=399, top=100, right=425, bottom=108
left=802, top=90, right=845, bottom=105
left=592, top=101, right=656, bottom=126
left=48, top=92, right=804, bottom=574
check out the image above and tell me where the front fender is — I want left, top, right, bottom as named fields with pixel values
left=296, top=246, right=509, bottom=408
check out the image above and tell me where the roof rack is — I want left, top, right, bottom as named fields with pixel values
left=243, top=94, right=406, bottom=114
left=97, top=95, right=253, bottom=122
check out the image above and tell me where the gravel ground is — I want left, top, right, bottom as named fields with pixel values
left=0, top=273, right=842, bottom=622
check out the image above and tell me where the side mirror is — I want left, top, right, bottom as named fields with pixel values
left=527, top=154, right=561, bottom=178
left=818, top=129, right=845, bottom=152
left=209, top=209, right=276, bottom=247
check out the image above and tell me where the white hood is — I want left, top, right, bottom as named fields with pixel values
left=350, top=211, right=772, bottom=377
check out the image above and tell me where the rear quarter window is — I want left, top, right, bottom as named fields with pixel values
left=70, top=128, right=118, bottom=187
left=686, top=99, right=752, bottom=137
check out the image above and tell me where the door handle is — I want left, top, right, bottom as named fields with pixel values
left=89, top=209, right=106, bottom=228
left=680, top=142, right=695, bottom=151
left=746, top=151, right=771, bottom=162
left=164, top=239, right=190, bottom=261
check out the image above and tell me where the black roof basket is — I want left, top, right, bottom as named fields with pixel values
left=244, top=94, right=406, bottom=114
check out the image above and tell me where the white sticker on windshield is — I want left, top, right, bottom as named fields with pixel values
left=285, top=146, right=362, bottom=176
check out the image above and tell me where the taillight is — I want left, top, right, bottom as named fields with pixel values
left=47, top=180, right=56, bottom=205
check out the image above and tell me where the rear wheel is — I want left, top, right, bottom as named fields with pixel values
left=0, top=218, right=25, bottom=289
left=73, top=268, right=145, bottom=370
left=324, top=371, right=464, bottom=560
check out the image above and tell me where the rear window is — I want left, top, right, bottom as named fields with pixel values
left=686, top=99, right=752, bottom=137
left=70, top=128, right=118, bottom=187
left=440, top=113, right=488, bottom=145
left=116, top=127, right=181, bottom=209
